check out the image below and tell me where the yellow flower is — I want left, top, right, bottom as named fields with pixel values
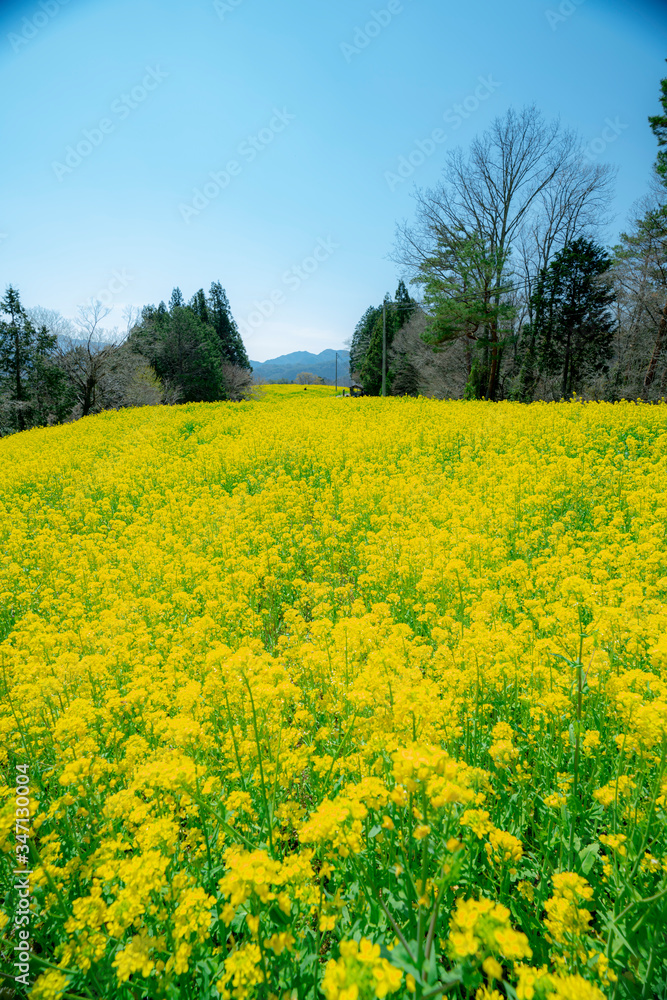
left=592, top=775, right=635, bottom=808
left=461, top=809, right=494, bottom=839
left=582, top=730, right=601, bottom=756
left=265, top=932, right=295, bottom=955
left=112, top=932, right=156, bottom=982
left=546, top=973, right=606, bottom=1000
left=216, top=943, right=264, bottom=999
left=485, top=829, right=523, bottom=869
left=482, top=956, right=503, bottom=979
left=322, top=939, right=402, bottom=1000
left=514, top=964, right=553, bottom=1000
left=517, top=881, right=535, bottom=903
left=476, top=988, right=504, bottom=1000
left=543, top=793, right=566, bottom=810
left=599, top=833, right=627, bottom=857
left=543, top=872, right=595, bottom=965
left=448, top=897, right=531, bottom=963
left=551, top=872, right=594, bottom=902
left=28, top=971, right=70, bottom=1000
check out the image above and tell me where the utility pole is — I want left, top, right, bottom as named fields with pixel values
left=335, top=352, right=338, bottom=394
left=381, top=301, right=387, bottom=397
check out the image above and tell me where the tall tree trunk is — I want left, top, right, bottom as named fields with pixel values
left=486, top=340, right=499, bottom=400
left=518, top=320, right=538, bottom=401
left=562, top=328, right=572, bottom=398
left=14, top=327, right=24, bottom=431
left=82, top=377, right=95, bottom=417
left=660, top=355, right=667, bottom=393
left=643, top=298, right=667, bottom=391
left=624, top=271, right=649, bottom=384
left=486, top=286, right=502, bottom=400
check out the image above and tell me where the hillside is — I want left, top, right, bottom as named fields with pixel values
left=250, top=348, right=350, bottom=384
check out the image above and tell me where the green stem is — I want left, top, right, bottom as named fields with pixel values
left=376, top=893, right=416, bottom=964
left=313, top=879, right=324, bottom=1000
left=422, top=972, right=463, bottom=998
left=222, top=688, right=247, bottom=792
left=184, top=785, right=256, bottom=851
left=242, top=674, right=274, bottom=855
left=321, top=711, right=358, bottom=799
left=567, top=627, right=585, bottom=870
left=195, top=770, right=214, bottom=886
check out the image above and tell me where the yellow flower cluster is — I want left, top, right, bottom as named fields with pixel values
left=514, top=966, right=607, bottom=1000
left=542, top=872, right=616, bottom=982
left=218, top=845, right=317, bottom=922
left=0, top=387, right=665, bottom=997
left=216, top=942, right=264, bottom=999
left=300, top=777, right=390, bottom=857
left=321, top=938, right=403, bottom=1000
left=485, top=829, right=523, bottom=872
left=448, top=897, right=532, bottom=963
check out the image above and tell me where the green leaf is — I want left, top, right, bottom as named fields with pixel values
left=578, top=842, right=600, bottom=876
left=388, top=942, right=422, bottom=981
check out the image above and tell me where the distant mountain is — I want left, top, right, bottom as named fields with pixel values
left=56, top=335, right=116, bottom=351
left=250, top=349, right=350, bottom=385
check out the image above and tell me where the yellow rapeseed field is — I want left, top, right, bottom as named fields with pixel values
left=1, top=385, right=666, bottom=999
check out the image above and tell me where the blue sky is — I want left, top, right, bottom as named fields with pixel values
left=1, top=0, right=665, bottom=361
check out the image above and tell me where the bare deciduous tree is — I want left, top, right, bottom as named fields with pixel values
left=26, top=306, right=76, bottom=344
left=55, top=302, right=148, bottom=416
left=389, top=308, right=469, bottom=398
left=394, top=105, right=615, bottom=399
left=222, top=362, right=255, bottom=401
left=607, top=183, right=667, bottom=398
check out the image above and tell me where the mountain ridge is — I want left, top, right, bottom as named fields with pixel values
left=250, top=349, right=351, bottom=384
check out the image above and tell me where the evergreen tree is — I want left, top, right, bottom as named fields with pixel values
left=358, top=296, right=390, bottom=396
left=641, top=63, right=667, bottom=391
left=532, top=239, right=615, bottom=398
left=140, top=301, right=169, bottom=332
left=0, top=286, right=68, bottom=431
left=415, top=235, right=515, bottom=399
left=30, top=324, right=75, bottom=425
left=649, top=60, right=667, bottom=187
left=130, top=301, right=224, bottom=403
left=351, top=283, right=417, bottom=395
left=208, top=282, right=250, bottom=370
left=189, top=289, right=210, bottom=327
left=349, top=306, right=381, bottom=382
left=131, top=283, right=251, bottom=402
left=0, top=286, right=33, bottom=430
left=613, top=198, right=667, bottom=392
left=394, top=279, right=416, bottom=319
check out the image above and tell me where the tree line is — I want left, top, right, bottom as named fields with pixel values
left=0, top=282, right=253, bottom=435
left=350, top=66, right=667, bottom=402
